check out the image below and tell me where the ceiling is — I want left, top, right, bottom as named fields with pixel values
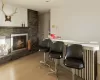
left=3, top=0, right=64, bottom=13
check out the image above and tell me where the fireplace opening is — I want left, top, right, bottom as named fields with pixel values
left=11, top=33, right=28, bottom=52
left=13, top=36, right=26, bottom=50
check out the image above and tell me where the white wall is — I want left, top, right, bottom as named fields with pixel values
left=50, top=8, right=64, bottom=36
left=0, top=2, right=27, bottom=27
left=51, top=0, right=100, bottom=42
left=50, top=0, right=100, bottom=64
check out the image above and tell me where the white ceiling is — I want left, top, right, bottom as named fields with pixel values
left=4, top=0, right=64, bottom=13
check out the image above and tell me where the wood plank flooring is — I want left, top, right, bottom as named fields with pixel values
left=0, top=52, right=99, bottom=80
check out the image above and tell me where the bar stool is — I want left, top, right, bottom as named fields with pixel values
left=63, top=44, right=84, bottom=80
left=39, top=39, right=53, bottom=67
left=48, top=41, right=64, bottom=79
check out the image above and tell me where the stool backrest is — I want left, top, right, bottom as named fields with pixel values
left=65, top=44, right=84, bottom=60
left=39, top=39, right=53, bottom=48
left=50, top=41, right=64, bottom=53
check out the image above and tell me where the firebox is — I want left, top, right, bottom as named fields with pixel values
left=11, top=33, right=28, bottom=52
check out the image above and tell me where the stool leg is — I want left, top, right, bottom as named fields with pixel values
left=43, top=52, right=46, bottom=63
left=40, top=52, right=50, bottom=67
left=48, top=59, right=58, bottom=74
left=40, top=52, right=46, bottom=63
left=55, top=59, right=59, bottom=80
left=55, top=59, right=58, bottom=74
left=48, top=59, right=59, bottom=80
left=72, top=69, right=75, bottom=80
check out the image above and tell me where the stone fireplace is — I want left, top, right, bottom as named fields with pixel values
left=11, top=33, right=28, bottom=52
left=0, top=9, right=39, bottom=65
left=0, top=9, right=39, bottom=54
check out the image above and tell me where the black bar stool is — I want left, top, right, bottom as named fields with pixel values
left=39, top=39, right=53, bottom=67
left=48, top=41, right=64, bottom=79
left=63, top=44, right=84, bottom=80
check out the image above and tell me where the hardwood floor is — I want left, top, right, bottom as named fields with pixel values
left=0, top=52, right=56, bottom=80
left=0, top=52, right=99, bottom=80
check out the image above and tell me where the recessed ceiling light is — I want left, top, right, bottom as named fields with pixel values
left=45, top=0, right=51, bottom=2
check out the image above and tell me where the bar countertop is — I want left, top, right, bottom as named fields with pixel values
left=51, top=39, right=99, bottom=51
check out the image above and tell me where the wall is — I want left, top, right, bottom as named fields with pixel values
left=43, top=12, right=50, bottom=38
left=50, top=8, right=64, bottom=36
left=38, top=13, right=45, bottom=42
left=39, top=12, right=50, bottom=41
left=50, top=1, right=100, bottom=42
left=0, top=2, right=27, bottom=27
left=50, top=0, right=100, bottom=64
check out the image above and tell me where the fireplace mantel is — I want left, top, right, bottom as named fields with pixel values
left=0, top=27, right=29, bottom=29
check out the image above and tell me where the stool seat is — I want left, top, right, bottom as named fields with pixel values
left=49, top=41, right=64, bottom=59
left=49, top=51, right=63, bottom=59
left=64, top=58, right=84, bottom=69
left=48, top=41, right=64, bottom=79
left=64, top=44, right=84, bottom=80
left=39, top=39, right=53, bottom=52
left=39, top=39, right=53, bottom=68
left=39, top=47, right=50, bottom=52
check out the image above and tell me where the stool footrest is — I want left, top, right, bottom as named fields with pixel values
left=40, top=61, right=50, bottom=67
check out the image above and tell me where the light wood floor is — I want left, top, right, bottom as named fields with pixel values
left=0, top=52, right=99, bottom=80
